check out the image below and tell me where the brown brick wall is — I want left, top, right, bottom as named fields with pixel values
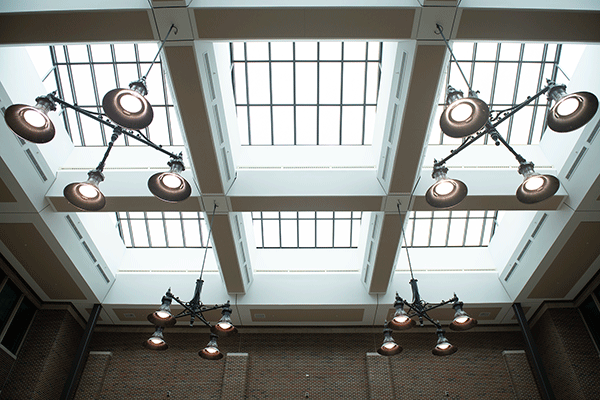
left=0, top=350, right=15, bottom=391
left=366, top=353, right=394, bottom=399
left=78, top=329, right=539, bottom=399
left=503, top=350, right=541, bottom=399
left=221, top=353, right=248, bottom=399
left=532, top=307, right=600, bottom=400
left=0, top=309, right=83, bottom=399
left=74, top=351, right=112, bottom=400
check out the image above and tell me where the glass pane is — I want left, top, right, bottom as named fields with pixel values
left=281, top=220, right=298, bottom=247
left=1, top=297, right=36, bottom=354
left=579, top=296, right=600, bottom=350
left=0, top=281, right=21, bottom=334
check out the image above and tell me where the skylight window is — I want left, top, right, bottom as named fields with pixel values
left=47, top=44, right=183, bottom=147
left=404, top=211, right=497, bottom=247
left=116, top=212, right=211, bottom=248
left=431, top=42, right=565, bottom=146
left=252, top=211, right=362, bottom=248
left=230, top=42, right=382, bottom=145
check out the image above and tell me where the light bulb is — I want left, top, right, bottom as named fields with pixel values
left=205, top=347, right=218, bottom=354
left=382, top=342, right=397, bottom=350
left=524, top=176, right=544, bottom=191
left=77, top=184, right=100, bottom=199
left=150, top=337, right=164, bottom=345
left=119, top=94, right=143, bottom=113
left=217, top=322, right=232, bottom=330
left=556, top=97, right=580, bottom=117
left=434, top=180, right=454, bottom=196
left=450, top=103, right=473, bottom=122
left=161, top=173, right=183, bottom=189
left=454, top=316, right=469, bottom=324
left=23, top=109, right=47, bottom=128
left=437, top=343, right=450, bottom=350
left=393, top=315, right=409, bottom=324
left=155, top=311, right=170, bottom=319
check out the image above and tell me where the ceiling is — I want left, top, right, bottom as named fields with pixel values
left=1, top=1, right=600, bottom=331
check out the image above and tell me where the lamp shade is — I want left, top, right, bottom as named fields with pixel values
left=102, top=80, right=153, bottom=130
left=210, top=308, right=238, bottom=337
left=4, top=96, right=56, bottom=143
left=63, top=170, right=106, bottom=211
left=440, top=88, right=489, bottom=138
left=432, top=330, right=457, bottom=356
left=388, top=308, right=416, bottom=331
left=148, top=159, right=191, bottom=203
left=516, top=162, right=560, bottom=204
left=449, top=302, right=477, bottom=331
left=143, top=327, right=168, bottom=350
left=199, top=334, right=224, bottom=360
left=377, top=328, right=402, bottom=357
left=147, top=295, right=177, bottom=328
left=426, top=166, right=467, bottom=209
left=547, top=91, right=598, bottom=133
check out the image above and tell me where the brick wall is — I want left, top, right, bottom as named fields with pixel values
left=76, top=329, right=539, bottom=399
left=0, top=309, right=82, bottom=399
left=532, top=307, right=600, bottom=400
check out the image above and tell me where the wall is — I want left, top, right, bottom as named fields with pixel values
left=0, top=309, right=82, bottom=399
left=75, top=329, right=538, bottom=399
left=532, top=307, right=600, bottom=400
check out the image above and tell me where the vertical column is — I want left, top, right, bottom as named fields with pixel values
left=366, top=353, right=394, bottom=399
left=220, top=353, right=249, bottom=399
left=74, top=351, right=112, bottom=400
left=502, top=350, right=541, bottom=400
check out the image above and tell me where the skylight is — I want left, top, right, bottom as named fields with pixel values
left=252, top=211, right=362, bottom=249
left=230, top=41, right=382, bottom=146
left=47, top=44, right=183, bottom=147
left=404, top=211, right=497, bottom=247
left=116, top=212, right=211, bottom=248
left=431, top=42, right=565, bottom=146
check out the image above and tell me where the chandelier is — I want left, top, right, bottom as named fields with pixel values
left=144, top=203, right=238, bottom=359
left=2, top=24, right=192, bottom=211
left=427, top=24, right=598, bottom=209
left=378, top=203, right=477, bottom=356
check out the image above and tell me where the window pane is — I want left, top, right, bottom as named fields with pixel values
left=0, top=281, right=21, bottom=334
left=1, top=297, right=36, bottom=355
left=579, top=296, right=600, bottom=350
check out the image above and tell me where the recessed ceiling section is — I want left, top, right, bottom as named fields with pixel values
left=0, top=176, right=16, bottom=203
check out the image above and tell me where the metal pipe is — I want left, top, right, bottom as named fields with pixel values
left=513, top=303, right=555, bottom=400
left=60, top=303, right=102, bottom=400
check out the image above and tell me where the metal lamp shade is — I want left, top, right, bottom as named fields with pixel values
left=425, top=178, right=468, bottom=209
left=210, top=311, right=238, bottom=337
left=63, top=171, right=106, bottom=211
left=547, top=91, right=598, bottom=133
left=388, top=311, right=416, bottom=331
left=440, top=97, right=489, bottom=138
left=378, top=331, right=402, bottom=357
left=199, top=334, right=224, bottom=360
left=432, top=342, right=457, bottom=356
left=516, top=174, right=560, bottom=204
left=148, top=171, right=191, bottom=203
left=450, top=316, right=477, bottom=331
left=147, top=310, right=177, bottom=328
left=4, top=104, right=55, bottom=144
left=143, top=328, right=168, bottom=351
left=102, top=87, right=153, bottom=130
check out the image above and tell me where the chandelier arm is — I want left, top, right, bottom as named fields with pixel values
left=487, top=125, right=527, bottom=164
left=49, top=93, right=183, bottom=160
left=141, top=24, right=178, bottom=81
left=419, top=311, right=442, bottom=329
left=94, top=129, right=121, bottom=172
left=433, top=129, right=488, bottom=168
left=421, top=298, right=458, bottom=313
left=490, top=84, right=552, bottom=128
left=435, top=23, right=474, bottom=95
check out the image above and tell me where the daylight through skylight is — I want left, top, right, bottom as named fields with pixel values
left=431, top=42, right=565, bottom=146
left=47, top=44, right=183, bottom=147
left=404, top=210, right=497, bottom=247
left=230, top=42, right=382, bottom=146
left=252, top=211, right=362, bottom=248
left=116, top=212, right=211, bottom=248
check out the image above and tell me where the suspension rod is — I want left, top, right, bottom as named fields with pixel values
left=435, top=23, right=474, bottom=94
left=142, top=24, right=178, bottom=81
left=95, top=130, right=121, bottom=171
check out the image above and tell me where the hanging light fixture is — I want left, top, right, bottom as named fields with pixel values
left=439, top=86, right=489, bottom=139
left=425, top=164, right=468, bottom=209
left=4, top=95, right=57, bottom=143
left=144, top=203, right=237, bottom=359
left=546, top=84, right=599, bottom=132
left=516, top=162, right=560, bottom=204
left=2, top=25, right=197, bottom=211
left=143, top=326, right=168, bottom=350
left=428, top=24, right=598, bottom=209
left=377, top=203, right=477, bottom=357
left=148, top=157, right=192, bottom=203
